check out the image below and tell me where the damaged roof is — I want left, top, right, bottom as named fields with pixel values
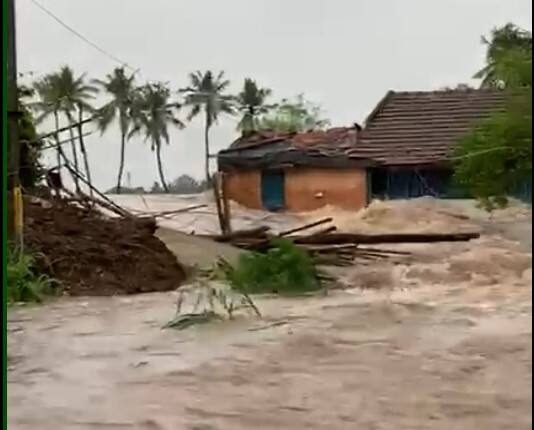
left=218, top=126, right=374, bottom=170
left=218, top=88, right=508, bottom=171
left=353, top=88, right=507, bottom=166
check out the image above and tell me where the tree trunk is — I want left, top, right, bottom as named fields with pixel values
left=156, top=141, right=169, bottom=193
left=116, top=130, right=126, bottom=194
left=67, top=120, right=81, bottom=193
left=77, top=107, right=93, bottom=200
left=54, top=111, right=61, bottom=171
left=204, top=113, right=211, bottom=184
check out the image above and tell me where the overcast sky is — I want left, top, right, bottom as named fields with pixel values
left=17, top=0, right=532, bottom=190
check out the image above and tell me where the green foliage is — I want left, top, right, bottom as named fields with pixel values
left=236, top=78, right=275, bottom=133
left=180, top=70, right=235, bottom=126
left=7, top=248, right=58, bottom=304
left=454, top=96, right=531, bottom=209
left=180, top=70, right=235, bottom=182
left=129, top=82, right=185, bottom=192
left=474, top=23, right=532, bottom=89
left=31, top=66, right=97, bottom=193
left=454, top=23, right=532, bottom=209
left=18, top=89, right=44, bottom=189
left=258, top=94, right=330, bottom=133
left=163, top=274, right=261, bottom=330
left=32, top=66, right=97, bottom=124
left=94, top=67, right=138, bottom=194
left=218, top=238, right=321, bottom=295
left=94, top=67, right=137, bottom=135
left=167, top=174, right=209, bottom=194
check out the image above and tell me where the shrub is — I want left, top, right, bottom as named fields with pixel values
left=218, top=238, right=321, bottom=295
left=7, top=248, right=58, bottom=304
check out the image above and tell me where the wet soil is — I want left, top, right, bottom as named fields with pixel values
left=24, top=198, right=186, bottom=295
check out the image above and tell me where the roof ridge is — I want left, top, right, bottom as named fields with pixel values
left=363, top=90, right=394, bottom=128
left=391, top=88, right=505, bottom=96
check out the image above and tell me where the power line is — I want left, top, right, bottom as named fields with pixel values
left=28, top=0, right=139, bottom=74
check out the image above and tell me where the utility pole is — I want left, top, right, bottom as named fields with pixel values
left=7, top=0, right=23, bottom=248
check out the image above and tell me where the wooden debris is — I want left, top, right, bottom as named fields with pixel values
left=207, top=218, right=480, bottom=268
left=291, top=232, right=480, bottom=245
left=212, top=226, right=271, bottom=242
left=133, top=204, right=207, bottom=219
left=278, top=217, right=333, bottom=237
left=212, top=173, right=231, bottom=235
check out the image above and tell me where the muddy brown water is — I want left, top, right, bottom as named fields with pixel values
left=8, top=198, right=532, bottom=429
left=8, top=281, right=532, bottom=430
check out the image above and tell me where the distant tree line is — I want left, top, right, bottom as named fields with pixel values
left=20, top=22, right=529, bottom=206
left=105, top=174, right=209, bottom=195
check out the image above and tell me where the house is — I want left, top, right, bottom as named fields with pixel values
left=217, top=126, right=375, bottom=211
left=217, top=88, right=508, bottom=212
left=357, top=88, right=507, bottom=200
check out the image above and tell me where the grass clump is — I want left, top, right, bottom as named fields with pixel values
left=218, top=238, right=322, bottom=295
left=163, top=239, right=321, bottom=330
left=7, top=248, right=58, bottom=304
left=163, top=277, right=261, bottom=330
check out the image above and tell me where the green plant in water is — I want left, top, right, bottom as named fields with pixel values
left=163, top=275, right=261, bottom=330
left=7, top=248, right=58, bottom=304
left=218, top=238, right=322, bottom=295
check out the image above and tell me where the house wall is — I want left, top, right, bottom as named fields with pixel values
left=223, top=170, right=262, bottom=209
left=285, top=167, right=367, bottom=211
left=223, top=167, right=368, bottom=212
left=370, top=167, right=456, bottom=200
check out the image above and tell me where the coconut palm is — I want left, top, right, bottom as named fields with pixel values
left=474, top=23, right=532, bottom=88
left=130, top=82, right=184, bottom=192
left=180, top=71, right=235, bottom=182
left=55, top=66, right=97, bottom=191
left=236, top=78, right=275, bottom=134
left=32, top=74, right=65, bottom=171
left=94, top=68, right=137, bottom=194
left=32, top=67, right=97, bottom=191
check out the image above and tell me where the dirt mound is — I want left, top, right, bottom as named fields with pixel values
left=24, top=198, right=186, bottom=296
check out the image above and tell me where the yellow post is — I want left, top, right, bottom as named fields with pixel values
left=13, top=185, right=24, bottom=249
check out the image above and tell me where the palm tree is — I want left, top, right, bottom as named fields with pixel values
left=474, top=24, right=532, bottom=88
left=180, top=71, right=235, bottom=183
left=235, top=78, right=275, bottom=134
left=94, top=68, right=137, bottom=194
left=55, top=66, right=97, bottom=192
left=32, top=67, right=97, bottom=192
left=130, top=82, right=184, bottom=192
left=32, top=74, right=65, bottom=172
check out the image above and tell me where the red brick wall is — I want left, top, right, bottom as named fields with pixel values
left=285, top=168, right=367, bottom=211
left=223, top=170, right=262, bottom=209
left=223, top=167, right=367, bottom=212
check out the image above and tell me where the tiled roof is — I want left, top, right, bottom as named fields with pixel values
left=218, top=126, right=372, bottom=170
left=220, top=89, right=508, bottom=170
left=228, top=126, right=359, bottom=151
left=354, top=89, right=507, bottom=165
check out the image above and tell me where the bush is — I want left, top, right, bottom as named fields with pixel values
left=7, top=248, right=58, bottom=304
left=218, top=238, right=321, bottom=295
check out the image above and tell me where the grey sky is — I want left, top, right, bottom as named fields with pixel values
left=17, top=0, right=532, bottom=190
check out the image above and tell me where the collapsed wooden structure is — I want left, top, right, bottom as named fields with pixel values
left=208, top=217, right=480, bottom=267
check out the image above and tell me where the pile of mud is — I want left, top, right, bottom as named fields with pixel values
left=24, top=198, right=186, bottom=296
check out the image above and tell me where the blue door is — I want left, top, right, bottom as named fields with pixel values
left=261, top=171, right=285, bottom=211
